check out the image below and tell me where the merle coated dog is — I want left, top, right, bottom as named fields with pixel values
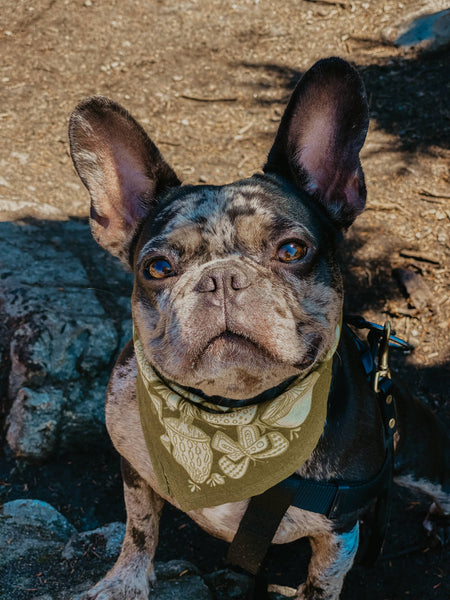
left=69, top=57, right=449, bottom=600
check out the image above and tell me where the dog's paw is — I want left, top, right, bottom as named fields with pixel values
left=423, top=502, right=450, bottom=546
left=81, top=573, right=150, bottom=600
left=296, top=582, right=340, bottom=600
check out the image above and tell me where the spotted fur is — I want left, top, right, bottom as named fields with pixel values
left=69, top=58, right=450, bottom=600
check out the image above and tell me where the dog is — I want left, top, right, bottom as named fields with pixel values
left=69, top=57, right=449, bottom=600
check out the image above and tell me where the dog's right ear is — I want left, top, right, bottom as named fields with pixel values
left=69, top=97, right=180, bottom=264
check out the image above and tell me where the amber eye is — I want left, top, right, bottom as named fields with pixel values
left=144, top=259, right=173, bottom=279
left=277, top=242, right=308, bottom=263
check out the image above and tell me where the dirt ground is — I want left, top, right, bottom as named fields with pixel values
left=0, top=0, right=449, bottom=599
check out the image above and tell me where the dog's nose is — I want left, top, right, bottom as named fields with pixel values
left=195, top=267, right=253, bottom=293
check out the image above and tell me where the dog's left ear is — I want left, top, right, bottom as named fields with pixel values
left=264, top=57, right=369, bottom=228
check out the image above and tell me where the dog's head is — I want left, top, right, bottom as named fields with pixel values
left=69, top=58, right=368, bottom=400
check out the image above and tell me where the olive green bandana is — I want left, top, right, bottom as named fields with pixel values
left=134, top=323, right=341, bottom=512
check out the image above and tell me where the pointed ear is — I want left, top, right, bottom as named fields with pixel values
left=69, top=97, right=180, bottom=263
left=264, top=57, right=369, bottom=228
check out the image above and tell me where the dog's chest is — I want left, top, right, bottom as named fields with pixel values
left=106, top=347, right=332, bottom=544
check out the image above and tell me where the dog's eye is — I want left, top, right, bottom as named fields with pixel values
left=144, top=259, right=174, bottom=280
left=277, top=242, right=308, bottom=263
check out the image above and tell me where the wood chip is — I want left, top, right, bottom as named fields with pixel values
left=181, top=94, right=237, bottom=103
left=393, top=268, right=434, bottom=311
left=399, top=249, right=441, bottom=265
left=304, top=0, right=349, bottom=8
left=366, top=202, right=399, bottom=211
left=157, top=140, right=182, bottom=147
left=385, top=302, right=421, bottom=319
left=419, top=189, right=450, bottom=203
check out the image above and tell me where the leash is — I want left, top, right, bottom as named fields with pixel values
left=227, top=316, right=411, bottom=598
left=344, top=316, right=410, bottom=565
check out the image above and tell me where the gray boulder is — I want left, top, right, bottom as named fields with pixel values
left=204, top=568, right=252, bottom=599
left=6, top=386, right=64, bottom=460
left=0, top=220, right=133, bottom=460
left=0, top=499, right=76, bottom=570
left=62, top=521, right=126, bottom=561
left=0, top=498, right=295, bottom=600
left=382, top=2, right=450, bottom=53
left=149, top=575, right=213, bottom=600
left=396, top=9, right=450, bottom=51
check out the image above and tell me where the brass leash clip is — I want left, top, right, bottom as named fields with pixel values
left=373, top=321, right=392, bottom=395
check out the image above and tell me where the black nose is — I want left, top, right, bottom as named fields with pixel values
left=195, top=266, right=253, bottom=293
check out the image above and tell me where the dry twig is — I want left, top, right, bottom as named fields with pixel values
left=399, top=250, right=441, bottom=265
left=181, top=94, right=237, bottom=103
left=304, top=0, right=349, bottom=7
left=419, top=189, right=450, bottom=203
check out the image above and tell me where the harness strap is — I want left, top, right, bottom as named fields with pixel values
left=289, top=443, right=393, bottom=519
left=227, top=318, right=404, bottom=598
left=227, top=440, right=393, bottom=580
left=227, top=480, right=298, bottom=576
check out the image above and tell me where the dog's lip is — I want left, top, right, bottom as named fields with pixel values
left=203, top=330, right=262, bottom=353
left=194, top=329, right=273, bottom=365
left=197, top=329, right=321, bottom=371
left=208, top=331, right=247, bottom=344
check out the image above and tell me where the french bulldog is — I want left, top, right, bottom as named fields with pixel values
left=69, top=57, right=449, bottom=600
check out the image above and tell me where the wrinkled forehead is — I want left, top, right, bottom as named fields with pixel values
left=138, top=177, right=323, bottom=261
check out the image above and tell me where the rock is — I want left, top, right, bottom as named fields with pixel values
left=6, top=386, right=64, bottom=459
left=154, top=559, right=201, bottom=579
left=1, top=498, right=76, bottom=540
left=204, top=568, right=251, bottom=599
left=6, top=378, right=110, bottom=459
left=393, top=267, right=434, bottom=311
left=382, top=2, right=450, bottom=53
left=205, top=568, right=296, bottom=599
left=7, top=294, right=118, bottom=392
left=62, top=522, right=126, bottom=561
left=150, top=575, right=213, bottom=600
left=0, top=220, right=133, bottom=460
left=58, top=378, right=110, bottom=450
left=0, top=503, right=293, bottom=600
left=395, top=9, right=450, bottom=51
left=0, top=499, right=76, bottom=570
left=0, top=500, right=79, bottom=600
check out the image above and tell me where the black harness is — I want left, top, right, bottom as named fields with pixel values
left=226, top=316, right=410, bottom=599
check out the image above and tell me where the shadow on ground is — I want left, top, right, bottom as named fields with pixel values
left=238, top=46, right=450, bottom=152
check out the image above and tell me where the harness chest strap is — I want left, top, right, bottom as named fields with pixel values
left=227, top=426, right=394, bottom=575
left=227, top=320, right=399, bottom=580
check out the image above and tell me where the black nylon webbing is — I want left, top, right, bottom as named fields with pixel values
left=227, top=322, right=397, bottom=595
left=227, top=443, right=392, bottom=584
left=227, top=477, right=298, bottom=575
left=289, top=443, right=393, bottom=519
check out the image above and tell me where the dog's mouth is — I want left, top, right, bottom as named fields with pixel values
left=192, top=327, right=323, bottom=375
left=207, top=330, right=242, bottom=346
left=195, top=330, right=272, bottom=365
left=185, top=328, right=323, bottom=402
left=207, top=330, right=260, bottom=350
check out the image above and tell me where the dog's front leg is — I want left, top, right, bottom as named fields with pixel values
left=296, top=522, right=359, bottom=600
left=83, top=458, right=164, bottom=600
